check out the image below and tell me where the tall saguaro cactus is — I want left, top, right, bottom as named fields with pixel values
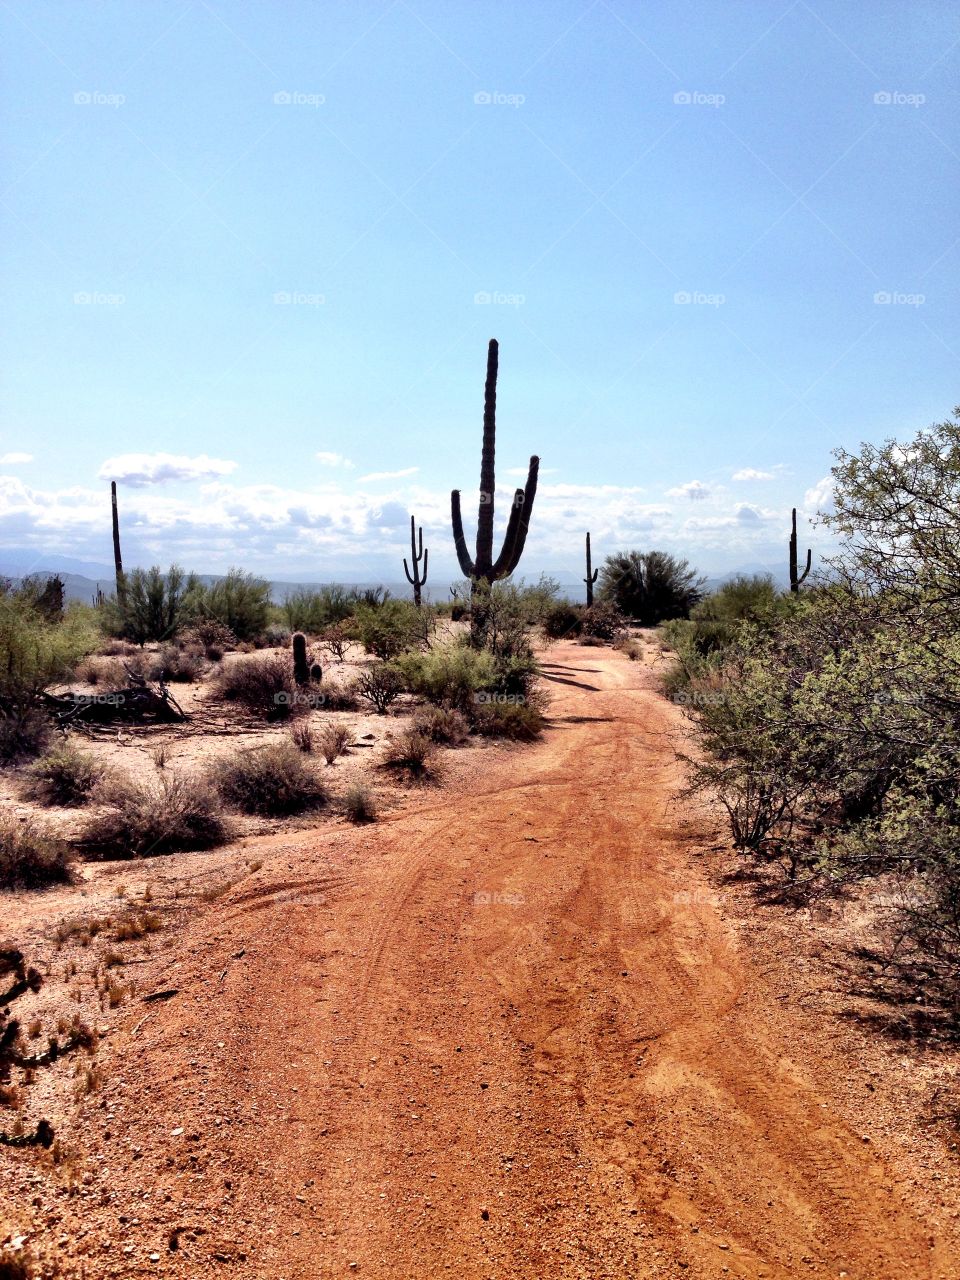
left=110, top=481, right=126, bottom=607
left=451, top=339, right=540, bottom=605
left=789, top=507, right=812, bottom=593
left=403, top=515, right=429, bottom=607
left=584, top=531, right=599, bottom=606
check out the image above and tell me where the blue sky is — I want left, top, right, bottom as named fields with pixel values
left=1, top=0, right=957, bottom=583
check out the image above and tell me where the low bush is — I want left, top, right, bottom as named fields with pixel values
left=210, top=742, right=328, bottom=816
left=580, top=601, right=625, bottom=642
left=543, top=602, right=582, bottom=639
left=188, top=570, right=271, bottom=642
left=394, top=644, right=496, bottom=712
left=149, top=644, right=204, bottom=683
left=289, top=720, right=314, bottom=753
left=213, top=652, right=297, bottom=719
left=318, top=723, right=351, bottom=764
left=24, top=746, right=104, bottom=806
left=355, top=599, right=423, bottom=660
left=412, top=705, right=470, bottom=746
left=381, top=729, right=442, bottom=782
left=84, top=774, right=229, bottom=858
left=355, top=664, right=404, bottom=713
left=0, top=817, right=74, bottom=888
left=178, top=618, right=236, bottom=656
left=469, top=697, right=546, bottom=741
left=341, top=783, right=377, bottom=823
left=0, top=708, right=53, bottom=764
left=319, top=679, right=360, bottom=712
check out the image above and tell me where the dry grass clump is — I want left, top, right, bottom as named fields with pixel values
left=213, top=652, right=297, bottom=719
left=83, top=773, right=229, bottom=858
left=209, top=742, right=328, bottom=816
left=318, top=723, right=351, bottom=764
left=289, top=720, right=314, bottom=753
left=381, top=729, right=443, bottom=783
left=0, top=817, right=74, bottom=889
left=147, top=643, right=204, bottom=683
left=319, top=679, right=360, bottom=712
left=340, top=783, right=377, bottom=823
left=23, top=746, right=104, bottom=806
left=412, top=705, right=469, bottom=746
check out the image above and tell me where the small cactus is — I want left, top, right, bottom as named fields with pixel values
left=292, top=632, right=310, bottom=686
left=789, top=508, right=812, bottom=593
left=310, top=662, right=323, bottom=683
left=584, top=531, right=599, bottom=607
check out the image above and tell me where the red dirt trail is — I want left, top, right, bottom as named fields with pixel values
left=69, top=641, right=956, bottom=1278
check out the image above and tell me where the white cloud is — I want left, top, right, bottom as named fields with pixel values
left=732, top=468, right=774, bottom=482
left=357, top=466, right=419, bottom=483
left=666, top=480, right=710, bottom=501
left=804, top=475, right=833, bottom=514
left=315, top=452, right=355, bottom=469
left=0, top=452, right=32, bottom=465
left=99, top=453, right=238, bottom=486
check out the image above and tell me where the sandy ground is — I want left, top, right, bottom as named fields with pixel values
left=2, top=637, right=959, bottom=1278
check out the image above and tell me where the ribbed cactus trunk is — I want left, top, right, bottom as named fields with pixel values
left=403, top=515, right=429, bottom=607
left=451, top=339, right=540, bottom=643
left=111, top=481, right=126, bottom=607
left=292, top=632, right=310, bottom=686
left=789, top=507, right=812, bottom=594
left=584, top=531, right=598, bottom=606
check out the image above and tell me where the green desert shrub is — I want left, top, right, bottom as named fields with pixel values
left=24, top=746, right=104, bottom=806
left=543, top=602, right=582, bottom=639
left=210, top=742, right=328, bottom=816
left=394, top=644, right=497, bottom=712
left=469, top=697, right=545, bottom=741
left=282, top=585, right=355, bottom=632
left=0, top=816, right=74, bottom=889
left=188, top=570, right=271, bottom=642
left=599, top=550, right=704, bottom=624
left=83, top=773, right=228, bottom=858
left=354, top=599, right=423, bottom=660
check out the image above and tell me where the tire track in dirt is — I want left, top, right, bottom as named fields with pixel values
left=127, top=640, right=950, bottom=1279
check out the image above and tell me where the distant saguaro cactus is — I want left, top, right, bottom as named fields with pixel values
left=292, top=632, right=310, bottom=686
left=789, top=507, right=812, bottom=594
left=403, top=515, right=429, bottom=607
left=584, top=531, right=599, bottom=606
left=110, top=481, right=126, bottom=606
left=451, top=340, right=539, bottom=634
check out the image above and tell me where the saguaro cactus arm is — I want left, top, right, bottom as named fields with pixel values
left=450, top=339, right=540, bottom=592
left=789, top=507, right=812, bottom=592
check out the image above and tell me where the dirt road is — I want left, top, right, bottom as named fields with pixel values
left=83, top=640, right=955, bottom=1278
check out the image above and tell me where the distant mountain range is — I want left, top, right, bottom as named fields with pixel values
left=0, top=549, right=795, bottom=606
